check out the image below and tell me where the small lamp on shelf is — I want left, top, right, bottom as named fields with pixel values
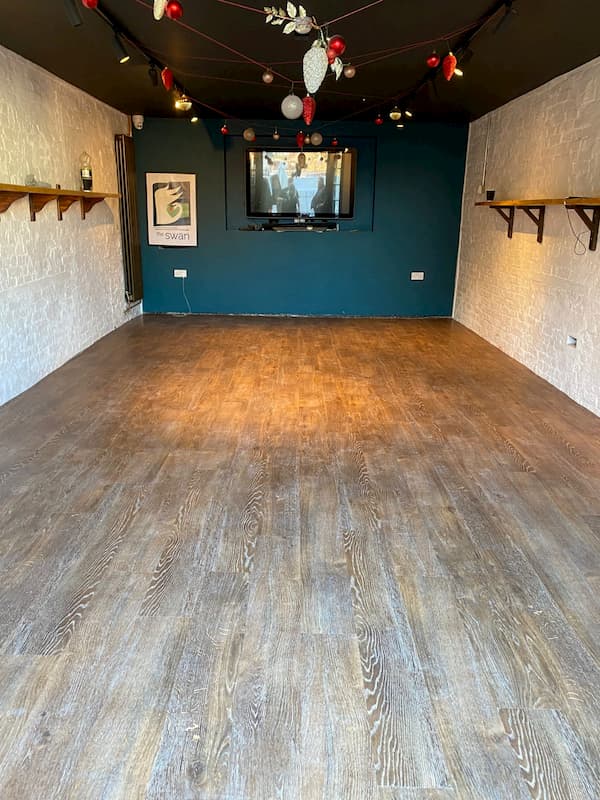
left=80, top=152, right=93, bottom=192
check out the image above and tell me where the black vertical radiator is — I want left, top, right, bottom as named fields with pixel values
left=115, top=134, right=143, bottom=304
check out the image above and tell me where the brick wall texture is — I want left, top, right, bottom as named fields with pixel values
left=454, top=56, right=600, bottom=416
left=0, top=45, right=139, bottom=406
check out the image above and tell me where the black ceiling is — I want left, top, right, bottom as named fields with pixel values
left=2, top=0, right=600, bottom=124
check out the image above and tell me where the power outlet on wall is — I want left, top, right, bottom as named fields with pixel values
left=173, top=269, right=187, bottom=279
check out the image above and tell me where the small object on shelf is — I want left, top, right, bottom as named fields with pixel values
left=80, top=152, right=93, bottom=192
left=486, top=189, right=496, bottom=201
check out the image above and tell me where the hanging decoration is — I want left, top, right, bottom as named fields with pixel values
left=389, top=105, right=402, bottom=121
left=265, top=3, right=314, bottom=34
left=304, top=134, right=311, bottom=145
left=243, top=127, right=256, bottom=141
left=81, top=0, right=99, bottom=8
left=262, top=69, right=275, bottom=84
left=221, top=122, right=229, bottom=135
left=153, top=0, right=167, bottom=19
left=426, top=51, right=440, bottom=68
left=327, top=35, right=346, bottom=56
left=443, top=52, right=457, bottom=80
left=165, top=0, right=184, bottom=21
left=343, top=65, right=356, bottom=79
left=302, top=95, right=316, bottom=126
left=331, top=137, right=339, bottom=146
left=281, top=91, right=303, bottom=119
left=161, top=67, right=174, bottom=91
left=303, top=42, right=329, bottom=94
left=273, top=128, right=281, bottom=140
left=296, top=131, right=305, bottom=149
left=310, top=132, right=323, bottom=146
left=375, top=113, right=384, bottom=126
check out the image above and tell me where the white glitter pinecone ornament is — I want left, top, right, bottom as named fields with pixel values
left=303, top=43, right=328, bottom=95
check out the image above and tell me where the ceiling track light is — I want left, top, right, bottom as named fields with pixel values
left=175, top=93, right=192, bottom=111
left=113, top=32, right=131, bottom=64
left=148, top=63, right=159, bottom=87
left=63, top=0, right=83, bottom=27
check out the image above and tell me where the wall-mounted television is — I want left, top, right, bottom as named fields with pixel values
left=246, top=148, right=356, bottom=219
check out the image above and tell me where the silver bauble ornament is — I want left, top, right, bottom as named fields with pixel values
left=310, top=132, right=323, bottom=146
left=294, top=16, right=312, bottom=34
left=281, top=93, right=303, bottom=120
left=243, top=127, right=256, bottom=142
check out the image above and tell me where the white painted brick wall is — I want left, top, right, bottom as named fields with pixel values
left=454, top=56, right=600, bottom=417
left=0, top=45, right=140, bottom=406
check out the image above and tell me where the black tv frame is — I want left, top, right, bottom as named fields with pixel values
left=245, top=147, right=357, bottom=220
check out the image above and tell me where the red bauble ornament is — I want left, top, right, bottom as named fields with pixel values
left=326, top=47, right=337, bottom=65
left=161, top=67, right=174, bottom=91
left=426, top=51, right=440, bottom=69
left=443, top=52, right=457, bottom=81
left=81, top=0, right=98, bottom=8
left=331, top=137, right=339, bottom=146
left=328, top=35, right=346, bottom=57
left=375, top=114, right=384, bottom=126
left=302, top=95, right=316, bottom=126
left=221, top=123, right=229, bottom=135
left=296, top=131, right=305, bottom=149
left=165, top=0, right=183, bottom=20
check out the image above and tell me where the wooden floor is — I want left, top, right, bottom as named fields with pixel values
left=0, top=316, right=599, bottom=800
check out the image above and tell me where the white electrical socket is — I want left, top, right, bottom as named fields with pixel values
left=173, top=269, right=187, bottom=278
left=411, top=271, right=425, bottom=281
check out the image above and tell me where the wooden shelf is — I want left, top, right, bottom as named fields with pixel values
left=0, top=183, right=119, bottom=222
left=476, top=196, right=600, bottom=250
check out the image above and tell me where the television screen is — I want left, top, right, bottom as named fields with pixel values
left=246, top=149, right=356, bottom=218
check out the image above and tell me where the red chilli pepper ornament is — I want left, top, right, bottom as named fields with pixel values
left=161, top=67, right=174, bottom=91
left=443, top=52, right=457, bottom=81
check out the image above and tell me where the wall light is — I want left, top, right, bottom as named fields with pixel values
left=113, top=33, right=130, bottom=64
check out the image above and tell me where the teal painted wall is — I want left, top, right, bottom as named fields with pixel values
left=134, top=118, right=467, bottom=316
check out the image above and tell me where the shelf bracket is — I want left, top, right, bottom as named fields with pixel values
left=28, top=193, right=57, bottom=222
left=57, top=196, right=79, bottom=221
left=566, top=205, right=599, bottom=251
left=80, top=196, right=105, bottom=219
left=493, top=206, right=515, bottom=238
left=519, top=205, right=546, bottom=244
left=0, top=189, right=28, bottom=217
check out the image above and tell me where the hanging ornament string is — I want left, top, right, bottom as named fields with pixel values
left=187, top=93, right=239, bottom=119
left=134, top=0, right=294, bottom=82
left=322, top=0, right=384, bottom=27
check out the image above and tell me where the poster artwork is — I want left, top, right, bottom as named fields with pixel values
left=146, top=173, right=197, bottom=246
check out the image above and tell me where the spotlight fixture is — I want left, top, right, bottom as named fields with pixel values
left=175, top=93, right=192, bottom=111
left=454, top=67, right=464, bottom=77
left=148, top=63, right=159, bottom=87
left=389, top=105, right=402, bottom=121
left=404, top=110, right=413, bottom=118
left=113, top=32, right=130, bottom=64
left=191, top=116, right=199, bottom=123
left=63, top=0, right=83, bottom=27
left=396, top=124, right=404, bottom=129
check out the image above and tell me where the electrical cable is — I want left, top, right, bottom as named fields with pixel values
left=182, top=276, right=192, bottom=313
left=564, top=205, right=588, bottom=255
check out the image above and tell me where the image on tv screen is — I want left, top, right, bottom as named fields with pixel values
left=247, top=149, right=355, bottom=218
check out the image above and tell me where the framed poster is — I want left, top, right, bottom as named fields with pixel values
left=146, top=173, right=197, bottom=246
